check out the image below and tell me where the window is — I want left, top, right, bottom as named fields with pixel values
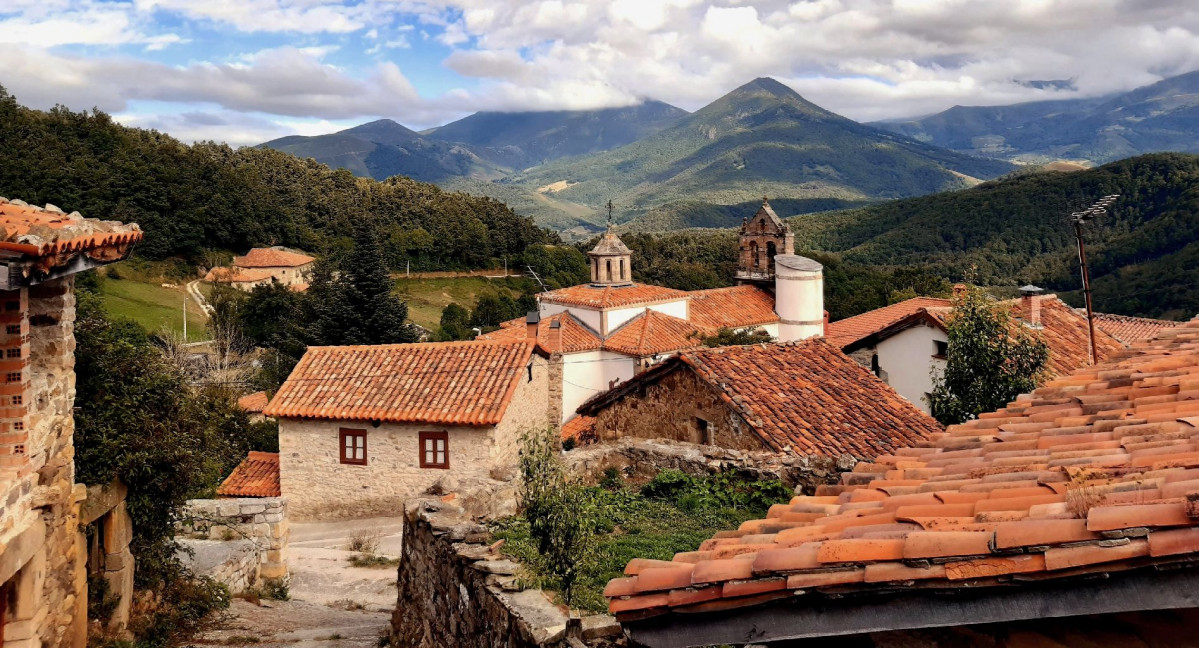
left=933, top=340, right=949, bottom=359
left=339, top=428, right=367, bottom=465
left=5, top=348, right=18, bottom=359
left=420, top=431, right=449, bottom=469
left=694, top=417, right=711, bottom=445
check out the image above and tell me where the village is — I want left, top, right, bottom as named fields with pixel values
left=3, top=189, right=1199, bottom=648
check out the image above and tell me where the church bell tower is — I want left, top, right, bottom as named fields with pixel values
left=588, top=201, right=633, bottom=286
left=736, top=197, right=794, bottom=286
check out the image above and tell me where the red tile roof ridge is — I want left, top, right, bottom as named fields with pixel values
left=233, top=247, right=315, bottom=268
left=216, top=451, right=280, bottom=498
left=602, top=310, right=706, bottom=357
left=539, top=282, right=690, bottom=309
left=0, top=197, right=143, bottom=265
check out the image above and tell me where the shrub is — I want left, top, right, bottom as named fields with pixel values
left=347, top=530, right=382, bottom=554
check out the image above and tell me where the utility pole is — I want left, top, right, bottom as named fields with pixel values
left=1071, top=194, right=1119, bottom=365
left=183, top=295, right=188, bottom=341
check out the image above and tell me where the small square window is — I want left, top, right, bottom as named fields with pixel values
left=5, top=325, right=19, bottom=335
left=933, top=340, right=949, bottom=359
left=13, top=444, right=24, bottom=454
left=339, top=428, right=367, bottom=465
left=420, top=431, right=449, bottom=469
left=694, top=417, right=711, bottom=445
left=5, top=348, right=19, bottom=359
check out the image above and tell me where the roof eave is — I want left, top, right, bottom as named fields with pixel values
left=621, top=564, right=1199, bottom=648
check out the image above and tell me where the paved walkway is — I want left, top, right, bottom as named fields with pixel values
left=195, top=517, right=405, bottom=648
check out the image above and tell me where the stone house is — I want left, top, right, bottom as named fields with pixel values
left=263, top=339, right=551, bottom=520
left=204, top=247, right=314, bottom=292
left=826, top=287, right=1128, bottom=413
left=603, top=319, right=1199, bottom=648
left=0, top=199, right=140, bottom=647
left=576, top=338, right=942, bottom=458
left=480, top=199, right=827, bottom=426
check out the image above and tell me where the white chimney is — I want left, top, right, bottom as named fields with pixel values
left=773, top=255, right=824, bottom=342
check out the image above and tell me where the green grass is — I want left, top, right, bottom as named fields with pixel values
left=96, top=261, right=209, bottom=341
left=394, top=276, right=532, bottom=330
left=489, top=470, right=791, bottom=613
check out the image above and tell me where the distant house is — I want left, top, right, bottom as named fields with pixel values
left=217, top=451, right=281, bottom=498
left=205, top=246, right=314, bottom=292
left=576, top=338, right=942, bottom=457
left=237, top=391, right=270, bottom=423
left=1092, top=311, right=1184, bottom=344
left=479, top=199, right=828, bottom=426
left=825, top=287, right=1127, bottom=413
left=263, top=339, right=551, bottom=519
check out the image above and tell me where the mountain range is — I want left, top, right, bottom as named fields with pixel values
left=259, top=72, right=1199, bottom=232
left=872, top=71, right=1199, bottom=164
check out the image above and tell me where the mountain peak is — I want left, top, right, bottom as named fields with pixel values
left=341, top=119, right=421, bottom=146
left=737, top=77, right=802, bottom=98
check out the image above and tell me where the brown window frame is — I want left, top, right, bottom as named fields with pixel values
left=339, top=428, right=367, bottom=465
left=419, top=431, right=449, bottom=469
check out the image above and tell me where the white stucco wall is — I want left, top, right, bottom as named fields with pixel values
left=875, top=324, right=948, bottom=414
left=539, top=302, right=602, bottom=332
left=605, top=299, right=689, bottom=335
left=561, top=350, right=636, bottom=422
left=278, top=355, right=549, bottom=519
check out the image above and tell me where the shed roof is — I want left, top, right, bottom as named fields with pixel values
left=217, top=451, right=280, bottom=498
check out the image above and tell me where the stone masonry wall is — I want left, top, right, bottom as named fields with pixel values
left=592, top=368, right=766, bottom=452
left=279, top=357, right=549, bottom=520
left=0, top=277, right=87, bottom=648
left=180, top=496, right=289, bottom=590
left=390, top=499, right=624, bottom=648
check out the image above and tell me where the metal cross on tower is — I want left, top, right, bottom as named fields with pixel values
left=606, top=199, right=614, bottom=229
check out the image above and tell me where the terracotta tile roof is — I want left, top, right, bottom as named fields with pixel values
left=688, top=285, right=780, bottom=330
left=233, top=247, right=314, bottom=268
left=603, top=311, right=705, bottom=357
left=539, top=283, right=689, bottom=310
left=561, top=415, right=596, bottom=443
left=825, top=297, right=951, bottom=348
left=237, top=391, right=269, bottom=414
left=217, top=451, right=280, bottom=498
left=263, top=340, right=536, bottom=426
left=604, top=319, right=1199, bottom=623
left=477, top=313, right=603, bottom=354
left=0, top=197, right=141, bottom=273
left=581, top=339, right=942, bottom=456
left=1094, top=312, right=1185, bottom=345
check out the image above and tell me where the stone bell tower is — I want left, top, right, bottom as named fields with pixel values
left=588, top=201, right=633, bottom=286
left=736, top=197, right=794, bottom=286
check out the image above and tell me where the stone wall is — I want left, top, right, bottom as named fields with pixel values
left=79, top=480, right=134, bottom=636
left=278, top=356, right=549, bottom=520
left=592, top=368, right=767, bottom=452
left=179, top=497, right=289, bottom=591
left=564, top=437, right=857, bottom=495
left=0, top=277, right=88, bottom=648
left=390, top=499, right=624, bottom=648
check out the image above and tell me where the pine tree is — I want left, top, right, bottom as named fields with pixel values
left=339, top=220, right=419, bottom=345
left=928, top=281, right=1050, bottom=425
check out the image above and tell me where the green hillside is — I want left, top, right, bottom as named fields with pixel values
left=789, top=153, right=1199, bottom=319
left=510, top=78, right=1015, bottom=221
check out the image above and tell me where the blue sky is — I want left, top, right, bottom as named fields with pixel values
left=2, top=0, right=1198, bottom=146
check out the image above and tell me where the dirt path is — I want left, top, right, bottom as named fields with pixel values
left=195, top=517, right=405, bottom=648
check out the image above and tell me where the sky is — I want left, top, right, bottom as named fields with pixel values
left=3, top=0, right=1199, bottom=147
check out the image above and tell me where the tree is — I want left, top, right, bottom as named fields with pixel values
left=928, top=282, right=1050, bottom=425
left=470, top=293, right=520, bottom=329
left=436, top=303, right=473, bottom=341
left=339, top=219, right=419, bottom=344
left=701, top=327, right=774, bottom=347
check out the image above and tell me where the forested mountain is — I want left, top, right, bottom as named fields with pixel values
left=259, top=119, right=507, bottom=183
left=0, top=87, right=553, bottom=268
left=509, top=78, right=1015, bottom=221
left=873, top=71, right=1199, bottom=164
left=787, top=153, right=1199, bottom=319
left=425, top=100, right=688, bottom=170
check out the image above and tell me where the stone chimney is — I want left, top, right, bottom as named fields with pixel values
left=953, top=283, right=967, bottom=298
left=773, top=255, right=824, bottom=343
left=1019, top=285, right=1045, bottom=327
left=525, top=311, right=540, bottom=340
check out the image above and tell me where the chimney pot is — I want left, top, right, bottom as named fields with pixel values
left=525, top=311, right=540, bottom=340
left=1018, top=285, right=1044, bottom=326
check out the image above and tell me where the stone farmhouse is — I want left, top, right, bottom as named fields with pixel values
left=0, top=199, right=140, bottom=647
left=263, top=339, right=550, bottom=519
left=825, top=286, right=1138, bottom=413
left=605, top=318, right=1199, bottom=647
left=575, top=338, right=943, bottom=457
left=480, top=199, right=827, bottom=425
left=204, top=246, right=314, bottom=292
